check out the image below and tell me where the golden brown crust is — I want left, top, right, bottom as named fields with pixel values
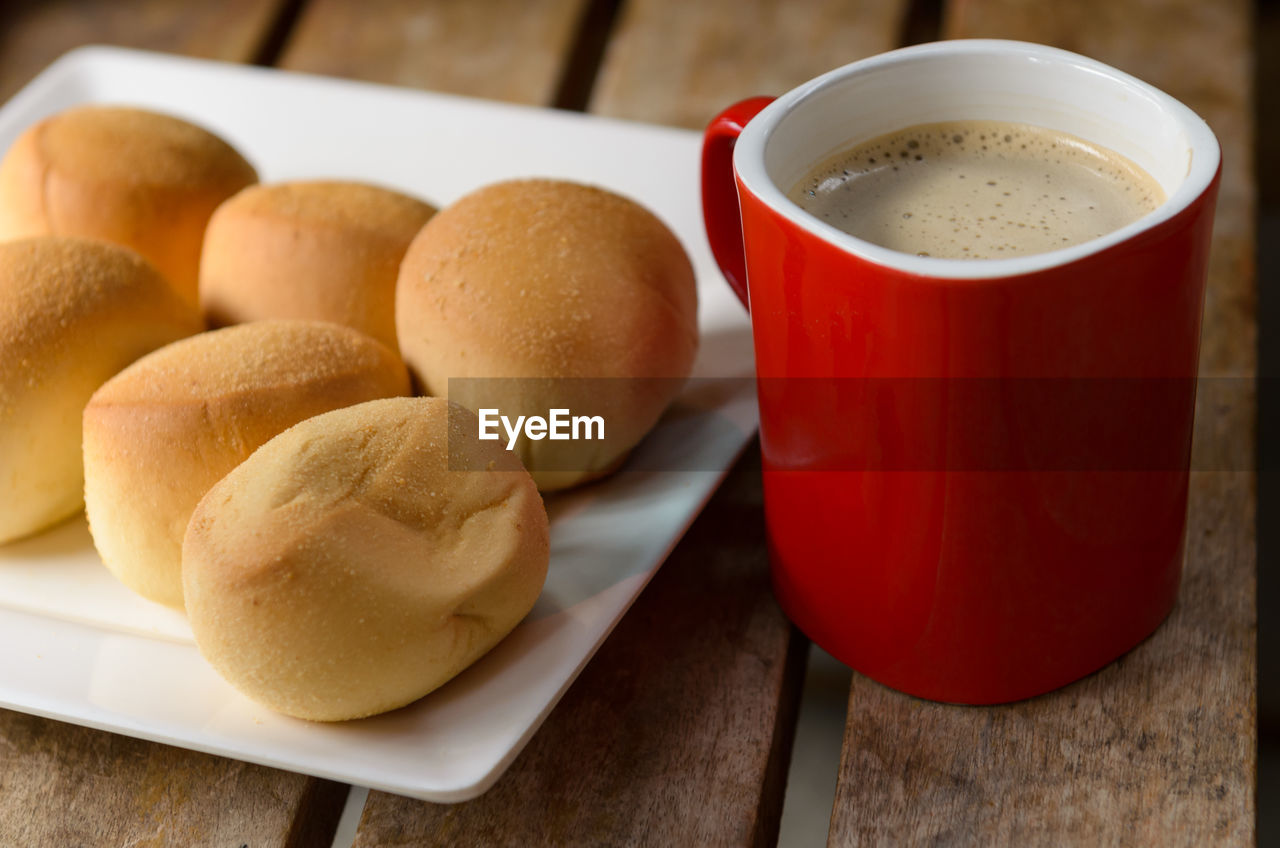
left=395, top=179, right=698, bottom=490
left=83, top=320, right=410, bottom=609
left=0, top=105, right=258, bottom=305
left=0, top=237, right=203, bottom=544
left=94, top=314, right=408, bottom=403
left=40, top=106, right=257, bottom=189
left=0, top=129, right=45, bottom=239
left=199, top=181, right=435, bottom=350
left=182, top=396, right=549, bottom=721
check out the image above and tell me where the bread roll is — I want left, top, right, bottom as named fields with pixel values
left=0, top=105, right=258, bottom=305
left=200, top=181, right=435, bottom=350
left=396, top=179, right=698, bottom=491
left=83, top=320, right=410, bottom=609
left=183, top=396, right=549, bottom=721
left=0, top=237, right=202, bottom=544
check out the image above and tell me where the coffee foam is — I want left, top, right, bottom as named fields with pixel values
left=788, top=120, right=1165, bottom=259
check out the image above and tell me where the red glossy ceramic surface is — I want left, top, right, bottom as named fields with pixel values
left=702, top=42, right=1221, bottom=703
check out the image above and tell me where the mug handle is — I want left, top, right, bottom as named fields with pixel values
left=701, top=96, right=774, bottom=312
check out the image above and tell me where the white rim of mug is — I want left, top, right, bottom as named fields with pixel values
left=732, top=39, right=1222, bottom=282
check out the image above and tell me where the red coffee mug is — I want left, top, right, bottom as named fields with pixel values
left=702, top=40, right=1220, bottom=703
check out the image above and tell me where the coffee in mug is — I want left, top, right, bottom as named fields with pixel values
left=788, top=120, right=1164, bottom=258
left=702, top=40, right=1222, bottom=703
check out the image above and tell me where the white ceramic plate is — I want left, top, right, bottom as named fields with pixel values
left=0, top=47, right=757, bottom=802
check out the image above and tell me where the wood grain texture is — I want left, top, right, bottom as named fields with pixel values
left=279, top=0, right=591, bottom=104
left=354, top=447, right=808, bottom=848
left=830, top=471, right=1255, bottom=846
left=590, top=0, right=909, bottom=128
left=0, top=708, right=348, bottom=847
left=0, top=0, right=287, bottom=103
left=829, top=1, right=1257, bottom=844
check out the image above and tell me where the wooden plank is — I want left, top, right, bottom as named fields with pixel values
left=0, top=710, right=348, bottom=845
left=279, top=0, right=591, bottom=104
left=0, top=0, right=288, bottom=103
left=0, top=4, right=353, bottom=846
left=828, top=1, right=1257, bottom=844
left=353, top=4, right=909, bottom=843
left=356, top=448, right=807, bottom=847
left=591, top=0, right=909, bottom=129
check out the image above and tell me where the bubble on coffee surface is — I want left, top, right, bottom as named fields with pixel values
left=788, top=120, right=1165, bottom=260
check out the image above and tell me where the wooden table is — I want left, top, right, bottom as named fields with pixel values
left=0, top=1, right=1256, bottom=844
